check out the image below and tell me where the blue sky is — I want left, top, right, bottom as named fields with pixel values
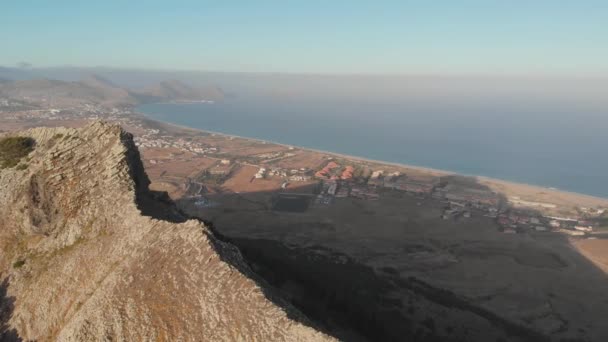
left=1, top=1, right=607, bottom=75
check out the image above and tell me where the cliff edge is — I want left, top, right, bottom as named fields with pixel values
left=0, top=121, right=332, bottom=341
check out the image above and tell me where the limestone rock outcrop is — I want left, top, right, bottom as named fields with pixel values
left=0, top=121, right=332, bottom=341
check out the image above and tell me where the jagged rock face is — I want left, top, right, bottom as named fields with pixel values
left=0, top=122, right=332, bottom=341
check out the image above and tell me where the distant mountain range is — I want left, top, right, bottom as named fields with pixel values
left=0, top=72, right=225, bottom=107
left=0, top=77, right=133, bottom=107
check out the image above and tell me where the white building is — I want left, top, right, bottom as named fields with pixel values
left=254, top=168, right=266, bottom=179
left=370, top=170, right=384, bottom=179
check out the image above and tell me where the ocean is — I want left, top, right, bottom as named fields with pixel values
left=138, top=98, right=608, bottom=198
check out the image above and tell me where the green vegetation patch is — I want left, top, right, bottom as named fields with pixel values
left=12, top=259, right=26, bottom=269
left=0, top=136, right=35, bottom=169
left=197, top=169, right=232, bottom=185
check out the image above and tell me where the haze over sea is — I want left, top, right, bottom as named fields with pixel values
left=138, top=86, right=608, bottom=198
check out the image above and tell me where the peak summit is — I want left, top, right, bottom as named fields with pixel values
left=0, top=122, right=332, bottom=341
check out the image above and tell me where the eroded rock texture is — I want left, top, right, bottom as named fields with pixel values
left=0, top=121, right=332, bottom=341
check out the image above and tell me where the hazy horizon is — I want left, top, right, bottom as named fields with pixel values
left=3, top=1, right=608, bottom=75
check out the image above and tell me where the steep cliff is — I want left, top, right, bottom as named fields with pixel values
left=0, top=121, right=332, bottom=341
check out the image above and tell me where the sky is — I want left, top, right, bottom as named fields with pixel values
left=1, top=1, right=607, bottom=75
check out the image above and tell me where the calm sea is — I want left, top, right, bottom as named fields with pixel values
left=138, top=99, right=608, bottom=198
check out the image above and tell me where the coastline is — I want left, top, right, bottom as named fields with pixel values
left=137, top=111, right=453, bottom=176
left=136, top=110, right=608, bottom=205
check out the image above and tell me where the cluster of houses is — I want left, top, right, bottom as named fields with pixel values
left=254, top=167, right=267, bottom=179
left=314, top=164, right=442, bottom=202
left=252, top=166, right=312, bottom=182
left=367, top=170, right=439, bottom=195
left=496, top=212, right=597, bottom=236
left=135, top=134, right=219, bottom=155
left=497, top=212, right=546, bottom=234
left=430, top=182, right=501, bottom=220
left=341, top=166, right=354, bottom=180
left=208, top=163, right=233, bottom=176
left=367, top=170, right=389, bottom=186
left=430, top=182, right=604, bottom=237
left=315, top=162, right=360, bottom=181
left=316, top=179, right=376, bottom=205
left=285, top=167, right=312, bottom=181
left=315, top=161, right=341, bottom=179
left=312, top=162, right=605, bottom=237
left=314, top=166, right=441, bottom=204
left=266, top=167, right=286, bottom=178
left=6, top=104, right=243, bottom=182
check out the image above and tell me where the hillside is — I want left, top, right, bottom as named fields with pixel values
left=0, top=76, right=225, bottom=107
left=78, top=74, right=138, bottom=104
left=0, top=122, right=332, bottom=341
left=0, top=78, right=137, bottom=107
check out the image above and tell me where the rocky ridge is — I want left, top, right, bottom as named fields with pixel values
left=0, top=121, right=332, bottom=341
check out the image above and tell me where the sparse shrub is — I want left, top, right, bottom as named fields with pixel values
left=12, top=259, right=26, bottom=269
left=53, top=133, right=64, bottom=139
left=0, top=136, right=35, bottom=169
left=15, top=163, right=28, bottom=170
